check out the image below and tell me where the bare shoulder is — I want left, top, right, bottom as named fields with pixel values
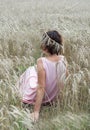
left=37, top=58, right=43, bottom=66
left=58, top=55, right=64, bottom=59
left=59, top=55, right=67, bottom=61
left=37, top=58, right=44, bottom=71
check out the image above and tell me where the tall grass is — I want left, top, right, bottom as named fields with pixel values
left=0, top=0, right=90, bottom=130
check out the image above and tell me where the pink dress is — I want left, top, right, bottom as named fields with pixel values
left=18, top=55, right=66, bottom=104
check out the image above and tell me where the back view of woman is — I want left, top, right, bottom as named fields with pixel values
left=17, top=30, right=68, bottom=121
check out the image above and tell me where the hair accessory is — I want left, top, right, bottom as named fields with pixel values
left=42, top=32, right=64, bottom=54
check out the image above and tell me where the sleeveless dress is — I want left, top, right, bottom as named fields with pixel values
left=18, top=55, right=66, bottom=105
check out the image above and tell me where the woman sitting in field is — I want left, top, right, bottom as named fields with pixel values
left=18, top=30, right=68, bottom=121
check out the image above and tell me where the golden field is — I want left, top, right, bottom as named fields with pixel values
left=0, top=0, right=90, bottom=130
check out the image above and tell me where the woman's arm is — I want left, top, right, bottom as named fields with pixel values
left=31, top=58, right=46, bottom=121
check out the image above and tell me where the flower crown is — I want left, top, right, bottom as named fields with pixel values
left=41, top=32, right=64, bottom=54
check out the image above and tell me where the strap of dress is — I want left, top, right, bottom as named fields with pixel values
left=59, top=55, right=67, bottom=67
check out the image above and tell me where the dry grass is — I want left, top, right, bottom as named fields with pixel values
left=0, top=0, right=90, bottom=130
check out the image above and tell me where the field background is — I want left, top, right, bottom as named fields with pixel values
left=0, top=0, right=90, bottom=130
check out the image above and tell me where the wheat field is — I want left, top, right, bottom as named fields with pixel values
left=0, top=0, right=90, bottom=130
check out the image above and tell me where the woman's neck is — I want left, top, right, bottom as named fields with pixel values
left=46, top=54, right=57, bottom=57
left=44, top=51, right=57, bottom=57
left=45, top=54, right=60, bottom=62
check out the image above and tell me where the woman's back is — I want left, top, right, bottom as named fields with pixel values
left=41, top=55, right=66, bottom=103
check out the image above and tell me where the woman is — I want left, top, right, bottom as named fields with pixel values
left=18, top=30, right=68, bottom=121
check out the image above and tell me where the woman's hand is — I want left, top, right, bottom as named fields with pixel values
left=30, top=112, right=39, bottom=122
